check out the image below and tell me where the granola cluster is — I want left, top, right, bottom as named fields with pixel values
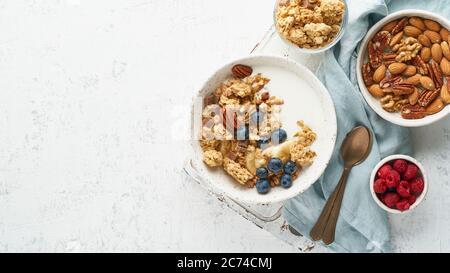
left=199, top=65, right=318, bottom=191
left=201, top=72, right=282, bottom=142
left=275, top=0, right=345, bottom=49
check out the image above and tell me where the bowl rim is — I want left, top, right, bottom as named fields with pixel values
left=356, top=9, right=450, bottom=127
left=190, top=54, right=337, bottom=204
left=369, top=154, right=428, bottom=214
left=272, top=0, right=349, bottom=54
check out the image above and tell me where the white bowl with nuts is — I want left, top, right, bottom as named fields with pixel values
left=357, top=10, right=450, bottom=127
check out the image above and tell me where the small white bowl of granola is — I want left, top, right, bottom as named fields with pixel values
left=188, top=55, right=337, bottom=204
left=274, top=0, right=348, bottom=53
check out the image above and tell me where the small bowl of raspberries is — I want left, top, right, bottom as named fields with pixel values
left=370, top=155, right=427, bottom=213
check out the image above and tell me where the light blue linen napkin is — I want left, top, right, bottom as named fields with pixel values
left=281, top=0, right=443, bottom=252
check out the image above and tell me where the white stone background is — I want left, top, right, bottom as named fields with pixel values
left=0, top=0, right=449, bottom=253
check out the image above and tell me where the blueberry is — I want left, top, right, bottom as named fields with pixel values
left=256, top=167, right=269, bottom=179
left=280, top=174, right=293, bottom=189
left=236, top=126, right=249, bottom=140
left=271, top=129, right=287, bottom=144
left=256, top=179, right=270, bottom=194
left=257, top=136, right=271, bottom=148
left=268, top=158, right=283, bottom=174
left=251, top=111, right=264, bottom=125
left=283, top=160, right=298, bottom=175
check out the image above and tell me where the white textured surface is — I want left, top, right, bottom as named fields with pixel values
left=0, top=0, right=296, bottom=252
left=0, top=0, right=449, bottom=253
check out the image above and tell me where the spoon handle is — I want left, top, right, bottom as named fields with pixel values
left=309, top=168, right=349, bottom=241
left=322, top=167, right=351, bottom=245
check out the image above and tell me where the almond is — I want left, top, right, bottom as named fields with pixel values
left=431, top=43, right=443, bottom=62
left=424, top=19, right=441, bottom=32
left=368, top=84, right=384, bottom=98
left=440, top=57, right=450, bottom=76
left=424, top=30, right=442, bottom=44
left=440, top=28, right=450, bottom=41
left=426, top=97, right=444, bottom=114
left=402, top=65, right=417, bottom=77
left=404, top=26, right=422, bottom=37
left=441, top=84, right=450, bottom=104
left=408, top=88, right=420, bottom=105
left=418, top=34, right=432, bottom=47
left=388, top=63, right=407, bottom=75
left=409, top=17, right=426, bottom=31
left=382, top=20, right=398, bottom=32
left=420, top=47, right=431, bottom=61
left=405, top=74, right=422, bottom=85
left=420, top=76, right=436, bottom=90
left=373, top=65, right=386, bottom=83
left=441, top=41, right=450, bottom=60
left=389, top=31, right=403, bottom=47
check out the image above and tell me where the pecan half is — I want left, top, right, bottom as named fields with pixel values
left=231, top=64, right=253, bottom=78
left=428, top=61, right=443, bottom=89
left=362, top=63, right=374, bottom=86
left=391, top=17, right=409, bottom=35
left=401, top=104, right=428, bottom=119
left=390, top=84, right=416, bottom=95
left=368, top=41, right=382, bottom=68
left=379, top=76, right=414, bottom=95
left=383, top=53, right=397, bottom=65
left=411, top=55, right=428, bottom=75
left=418, top=89, right=440, bottom=107
left=372, top=31, right=391, bottom=51
left=380, top=76, right=402, bottom=88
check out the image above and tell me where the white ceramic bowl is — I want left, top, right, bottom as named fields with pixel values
left=273, top=0, right=348, bottom=54
left=370, top=155, right=428, bottom=214
left=356, top=10, right=450, bottom=127
left=189, top=55, right=337, bottom=204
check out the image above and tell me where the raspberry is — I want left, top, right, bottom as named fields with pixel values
left=410, top=177, right=425, bottom=195
left=393, top=159, right=408, bottom=174
left=377, top=164, right=392, bottom=179
left=385, top=170, right=400, bottom=188
left=403, top=164, right=419, bottom=181
left=383, top=192, right=400, bottom=208
left=373, top=179, right=387, bottom=194
left=407, top=195, right=417, bottom=205
left=396, top=199, right=411, bottom=211
left=396, top=181, right=411, bottom=198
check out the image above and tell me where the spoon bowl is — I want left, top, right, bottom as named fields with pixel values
left=341, top=126, right=372, bottom=167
